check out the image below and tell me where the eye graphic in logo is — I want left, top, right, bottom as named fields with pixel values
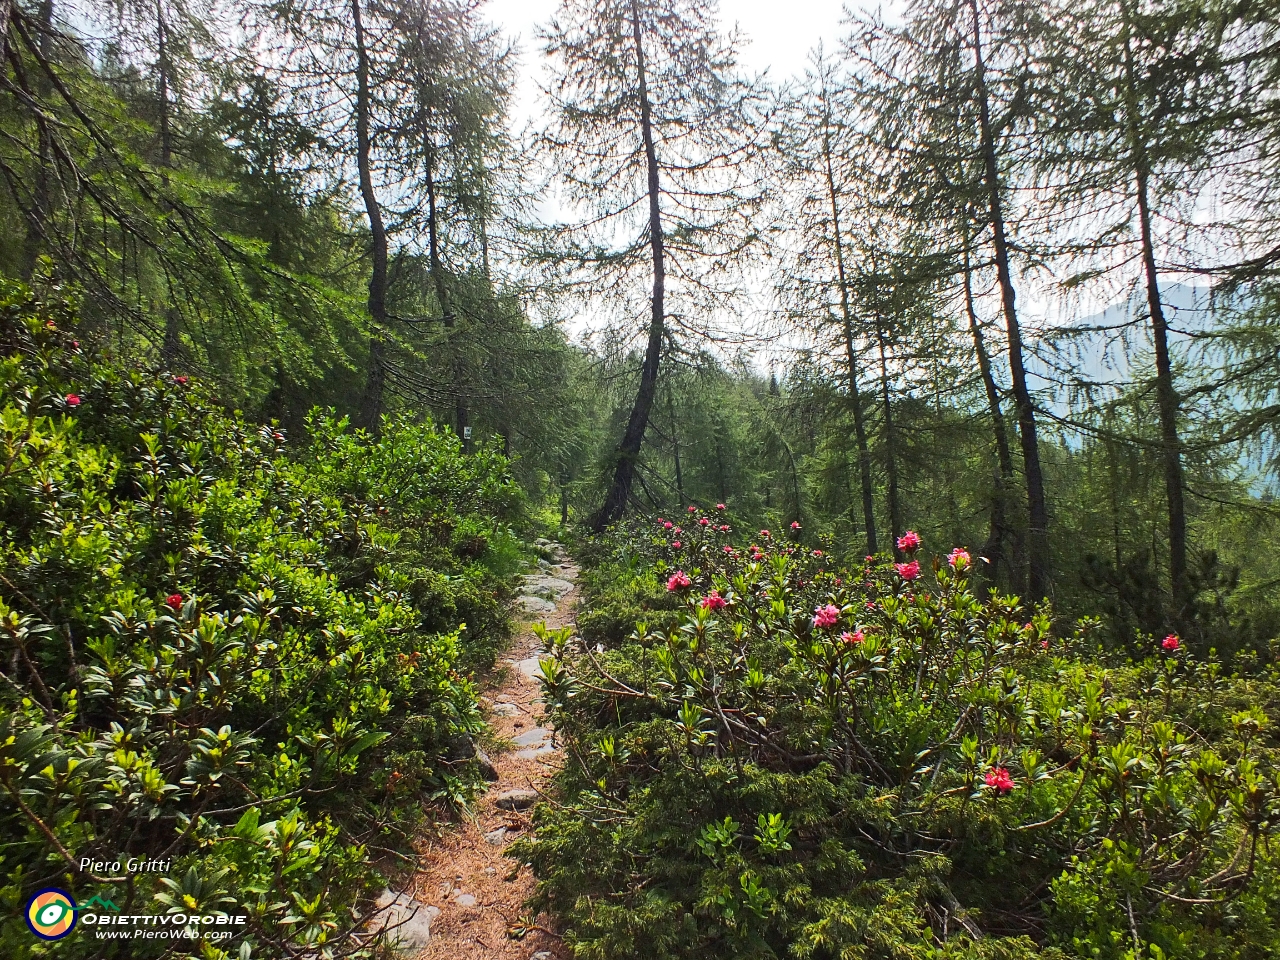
left=26, top=888, right=78, bottom=940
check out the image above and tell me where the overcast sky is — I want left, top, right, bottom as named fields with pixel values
left=484, top=0, right=877, bottom=129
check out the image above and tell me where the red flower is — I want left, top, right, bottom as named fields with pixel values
left=812, top=604, right=840, bottom=629
left=985, top=766, right=1015, bottom=795
left=671, top=541, right=682, bottom=550
left=841, top=630, right=865, bottom=645
left=947, top=548, right=970, bottom=570
left=699, top=517, right=710, bottom=526
left=663, top=521, right=673, bottom=530
left=165, top=593, right=183, bottom=610
left=723, top=545, right=734, bottom=554
left=1162, top=634, right=1180, bottom=653
left=666, top=570, right=691, bottom=591
left=812, top=549, right=823, bottom=557
left=760, top=529, right=771, bottom=539
left=790, top=521, right=801, bottom=530
left=65, top=394, right=81, bottom=407
left=657, top=518, right=666, bottom=524
left=71, top=340, right=80, bottom=350
left=719, top=524, right=730, bottom=532
left=700, top=591, right=727, bottom=611
left=895, top=560, right=921, bottom=581
left=896, top=531, right=921, bottom=552
left=688, top=505, right=697, bottom=513
left=716, top=503, right=726, bottom=510
left=173, top=376, right=189, bottom=385
left=673, top=526, right=682, bottom=534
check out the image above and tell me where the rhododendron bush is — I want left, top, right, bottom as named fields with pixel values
left=0, top=288, right=523, bottom=958
left=520, top=512, right=1280, bottom=959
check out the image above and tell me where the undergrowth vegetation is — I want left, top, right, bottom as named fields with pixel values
left=0, top=286, right=524, bottom=958
left=520, top=510, right=1280, bottom=959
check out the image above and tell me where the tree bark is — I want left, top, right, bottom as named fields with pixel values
left=352, top=0, right=388, bottom=433
left=821, top=106, right=878, bottom=556
left=1120, top=1, right=1188, bottom=619
left=969, top=0, right=1050, bottom=598
left=962, top=235, right=1017, bottom=584
left=666, top=383, right=684, bottom=499
left=590, top=0, right=666, bottom=530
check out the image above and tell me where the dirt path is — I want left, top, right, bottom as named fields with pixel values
left=404, top=558, right=578, bottom=960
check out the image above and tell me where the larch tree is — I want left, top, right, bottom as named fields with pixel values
left=537, top=0, right=763, bottom=530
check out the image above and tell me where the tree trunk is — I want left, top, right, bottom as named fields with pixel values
left=969, top=0, right=1050, bottom=598
left=352, top=0, right=388, bottom=433
left=590, top=0, right=665, bottom=530
left=962, top=235, right=1017, bottom=584
left=821, top=109, right=877, bottom=556
left=22, top=0, right=53, bottom=281
left=666, top=383, right=684, bottom=499
left=876, top=318, right=903, bottom=552
left=1120, top=2, right=1187, bottom=619
left=423, top=139, right=469, bottom=451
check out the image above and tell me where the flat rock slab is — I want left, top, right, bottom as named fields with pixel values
left=495, top=788, right=538, bottom=811
left=371, top=889, right=440, bottom=953
left=516, top=657, right=544, bottom=679
left=491, top=701, right=520, bottom=717
left=513, top=726, right=552, bottom=747
left=550, top=564, right=578, bottom=581
left=483, top=827, right=509, bottom=845
left=517, top=595, right=557, bottom=614
left=522, top=574, right=575, bottom=597
left=453, top=893, right=477, bottom=907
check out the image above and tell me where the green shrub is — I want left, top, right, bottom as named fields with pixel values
left=520, top=512, right=1280, bottom=959
left=0, top=285, right=521, bottom=958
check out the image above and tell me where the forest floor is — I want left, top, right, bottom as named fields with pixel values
left=397, top=553, right=577, bottom=960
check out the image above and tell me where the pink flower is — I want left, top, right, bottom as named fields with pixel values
left=865, top=601, right=877, bottom=610
left=841, top=630, right=865, bottom=645
left=1041, top=639, right=1050, bottom=650
left=173, top=375, right=189, bottom=385
left=896, top=531, right=921, bottom=552
left=71, top=340, right=80, bottom=350
left=719, top=524, right=730, bottom=532
left=688, top=505, right=697, bottom=513
left=1162, top=634, right=1180, bottom=653
left=663, top=521, right=673, bottom=530
left=657, top=517, right=666, bottom=525
left=791, top=521, right=802, bottom=530
left=760, top=529, right=771, bottom=539
left=812, top=604, right=840, bottom=629
left=812, top=549, right=823, bottom=557
left=947, top=548, right=970, bottom=570
left=673, top=526, right=682, bottom=534
left=671, top=541, right=682, bottom=549
left=666, top=570, right=691, bottom=591
left=699, top=517, right=710, bottom=526
left=723, top=545, right=734, bottom=554
left=716, top=503, right=726, bottom=511
left=165, top=593, right=183, bottom=610
left=985, top=766, right=1015, bottom=795
left=700, top=591, right=727, bottom=611
left=895, top=560, right=921, bottom=581
left=65, top=394, right=81, bottom=407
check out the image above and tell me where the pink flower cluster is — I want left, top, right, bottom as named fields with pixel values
left=666, top=570, right=691, bottom=591
left=700, top=590, right=727, bottom=611
left=985, top=766, right=1015, bottom=795
left=841, top=630, right=865, bottom=645
left=812, top=604, right=840, bottom=629
left=896, top=530, right=921, bottom=552
left=895, top=560, right=921, bottom=581
left=1162, top=634, right=1180, bottom=653
left=947, top=548, right=970, bottom=570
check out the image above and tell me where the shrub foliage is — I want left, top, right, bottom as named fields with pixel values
left=0, top=286, right=521, bottom=957
left=521, top=510, right=1280, bottom=959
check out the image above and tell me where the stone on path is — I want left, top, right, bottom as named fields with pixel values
left=475, top=747, right=499, bottom=782
left=453, top=892, right=477, bottom=907
left=518, top=595, right=556, bottom=614
left=516, top=657, right=543, bottom=679
left=513, top=726, right=552, bottom=747
left=494, top=788, right=538, bottom=811
left=483, top=827, right=508, bottom=845
left=491, top=701, right=519, bottom=717
left=371, top=889, right=440, bottom=953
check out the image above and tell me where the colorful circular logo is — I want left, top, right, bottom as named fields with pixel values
left=26, top=888, right=77, bottom=940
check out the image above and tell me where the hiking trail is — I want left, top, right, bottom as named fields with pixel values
left=375, top=542, right=577, bottom=960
